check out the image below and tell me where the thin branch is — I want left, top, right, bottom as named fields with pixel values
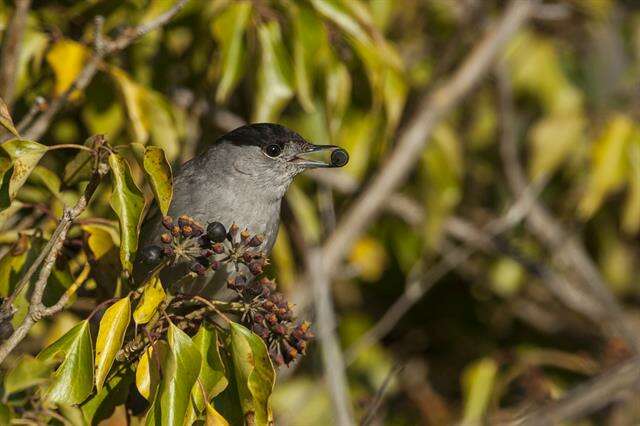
left=495, top=62, right=639, bottom=352
left=307, top=249, right=355, bottom=426
left=9, top=0, right=189, bottom=143
left=515, top=356, right=640, bottom=425
left=360, top=363, right=403, bottom=426
left=0, top=0, right=31, bottom=107
left=345, top=180, right=544, bottom=364
left=319, top=0, right=539, bottom=275
left=0, top=141, right=108, bottom=365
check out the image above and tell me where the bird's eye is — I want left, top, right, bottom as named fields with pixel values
left=264, top=144, right=282, bottom=158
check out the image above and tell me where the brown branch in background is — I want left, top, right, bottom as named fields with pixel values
left=307, top=249, right=355, bottom=426
left=515, top=356, right=640, bottom=425
left=0, top=138, right=109, bottom=365
left=320, top=0, right=539, bottom=276
left=444, top=217, right=606, bottom=322
left=345, top=181, right=543, bottom=364
left=3, top=0, right=189, bottom=143
left=494, top=62, right=639, bottom=352
left=0, top=0, right=31, bottom=107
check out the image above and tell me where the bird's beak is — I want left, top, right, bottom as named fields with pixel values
left=289, top=144, right=349, bottom=168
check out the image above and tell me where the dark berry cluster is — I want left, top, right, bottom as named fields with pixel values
left=140, top=215, right=268, bottom=278
left=139, top=215, right=313, bottom=367
left=230, top=277, right=314, bottom=366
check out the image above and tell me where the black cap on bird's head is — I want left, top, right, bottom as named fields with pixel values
left=221, top=123, right=349, bottom=169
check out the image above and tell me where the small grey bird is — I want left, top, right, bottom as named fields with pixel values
left=132, top=123, right=348, bottom=294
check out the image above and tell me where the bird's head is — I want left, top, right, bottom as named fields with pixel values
left=212, top=123, right=349, bottom=195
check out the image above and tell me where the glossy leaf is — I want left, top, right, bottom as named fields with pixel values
left=46, top=39, right=88, bottom=96
left=0, top=96, right=19, bottom=136
left=310, top=0, right=369, bottom=43
left=37, top=320, right=94, bottom=405
left=82, top=366, right=134, bottom=425
left=82, top=224, right=119, bottom=261
left=229, top=322, right=275, bottom=426
left=136, top=341, right=169, bottom=401
left=143, top=147, right=173, bottom=216
left=206, top=402, right=230, bottom=426
left=186, top=325, right=228, bottom=422
left=146, top=323, right=201, bottom=425
left=253, top=21, right=294, bottom=123
left=4, top=355, right=52, bottom=395
left=109, top=153, right=144, bottom=273
left=95, top=297, right=131, bottom=391
left=133, top=276, right=166, bottom=324
left=211, top=1, right=252, bottom=104
left=0, top=139, right=48, bottom=210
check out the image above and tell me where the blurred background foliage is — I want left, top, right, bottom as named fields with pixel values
left=1, top=0, right=640, bottom=424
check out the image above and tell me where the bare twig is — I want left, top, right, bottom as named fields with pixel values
left=495, top=62, right=639, bottom=352
left=360, top=363, right=403, bottom=426
left=320, top=0, right=538, bottom=275
left=307, top=249, right=355, bottom=426
left=345, top=181, right=543, bottom=364
left=444, top=217, right=606, bottom=322
left=8, top=0, right=189, bottom=143
left=0, top=0, right=31, bottom=107
left=515, top=356, right=640, bottom=425
left=0, top=142, right=108, bottom=365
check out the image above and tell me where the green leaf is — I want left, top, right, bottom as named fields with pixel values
left=110, top=67, right=148, bottom=144
left=211, top=1, right=252, bottom=104
left=325, top=58, right=351, bottom=137
left=109, top=153, right=144, bottom=273
left=0, top=96, right=19, bottom=137
left=95, top=297, right=131, bottom=391
left=136, top=341, right=169, bottom=401
left=133, top=276, right=166, bottom=324
left=37, top=320, right=94, bottom=405
left=4, top=355, right=52, bottom=395
left=146, top=324, right=201, bottom=426
left=291, top=5, right=326, bottom=112
left=229, top=322, right=275, bottom=426
left=82, top=366, right=134, bottom=425
left=143, top=147, right=173, bottom=216
left=186, top=325, right=228, bottom=423
left=253, top=21, right=294, bottom=123
left=461, top=358, right=498, bottom=425
left=0, top=139, right=48, bottom=210
left=30, top=165, right=62, bottom=199
left=310, top=0, right=369, bottom=43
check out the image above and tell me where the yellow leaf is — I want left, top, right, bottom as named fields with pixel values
left=579, top=115, right=633, bottom=218
left=623, top=135, right=640, bottom=234
left=461, top=358, right=498, bottom=425
left=82, top=224, right=119, bottom=260
left=528, top=113, right=585, bottom=180
left=95, top=297, right=131, bottom=391
left=136, top=340, right=169, bottom=401
left=133, top=276, right=166, bottom=324
left=348, top=236, right=387, bottom=282
left=206, top=402, right=230, bottom=426
left=46, top=39, right=88, bottom=97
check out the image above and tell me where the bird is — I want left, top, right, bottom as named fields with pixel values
left=132, top=123, right=349, bottom=296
